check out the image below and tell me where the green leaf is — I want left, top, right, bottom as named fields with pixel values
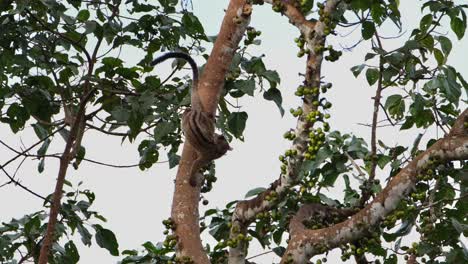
left=441, top=70, right=462, bottom=102
left=95, top=225, right=119, bottom=256
left=420, top=35, right=434, bottom=51
left=451, top=16, right=466, bottom=39
left=142, top=241, right=160, bottom=254
left=111, top=107, right=130, bottom=122
left=438, top=36, right=452, bottom=56
left=236, top=79, right=256, bottom=96
left=272, top=229, right=284, bottom=245
left=153, top=122, right=175, bottom=142
left=434, top=48, right=445, bottom=66
left=272, top=246, right=286, bottom=257
left=76, top=10, right=90, bottom=22
left=377, top=154, right=392, bottom=169
left=456, top=72, right=468, bottom=95
left=181, top=12, right=205, bottom=37
left=73, top=146, right=86, bottom=168
left=402, top=40, right=420, bottom=51
left=400, top=116, right=414, bottom=130
left=64, top=241, right=80, bottom=263
left=321, top=161, right=343, bottom=186
left=365, top=53, right=377, bottom=61
left=84, top=21, right=97, bottom=34
left=263, top=88, right=284, bottom=116
left=77, top=224, right=92, bottom=246
left=227, top=112, right=248, bottom=139
left=385, top=94, right=405, bottom=119
left=261, top=70, right=281, bottom=87
left=366, top=68, right=379, bottom=85
left=102, top=57, right=123, bottom=67
left=351, top=64, right=365, bottom=77
left=138, top=140, right=159, bottom=169
left=451, top=218, right=468, bottom=233
left=420, top=14, right=433, bottom=32
left=361, top=21, right=376, bottom=40
left=244, top=187, right=266, bottom=198
left=318, top=193, right=338, bottom=206
left=242, top=56, right=266, bottom=74
left=61, top=13, right=76, bottom=25
left=5, top=103, right=30, bottom=133
left=167, top=151, right=180, bottom=169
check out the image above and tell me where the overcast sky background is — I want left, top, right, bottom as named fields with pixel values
left=1, top=0, right=467, bottom=263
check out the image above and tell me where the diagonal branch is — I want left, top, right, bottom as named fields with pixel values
left=37, top=88, right=97, bottom=264
left=281, top=109, right=468, bottom=263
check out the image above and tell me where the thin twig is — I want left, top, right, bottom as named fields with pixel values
left=86, top=123, right=129, bottom=136
left=0, top=125, right=65, bottom=169
left=360, top=32, right=384, bottom=207
left=379, top=102, right=395, bottom=126
left=344, top=152, right=366, bottom=178
left=246, top=250, right=274, bottom=260
left=81, top=157, right=168, bottom=168
left=0, top=167, right=48, bottom=201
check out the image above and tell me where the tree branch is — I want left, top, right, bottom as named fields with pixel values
left=229, top=1, right=345, bottom=262
left=280, top=110, right=468, bottom=263
left=38, top=88, right=97, bottom=264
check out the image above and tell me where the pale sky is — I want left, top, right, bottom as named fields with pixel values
left=1, top=1, right=467, bottom=263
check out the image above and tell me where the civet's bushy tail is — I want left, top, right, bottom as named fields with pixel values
left=150, top=52, right=198, bottom=85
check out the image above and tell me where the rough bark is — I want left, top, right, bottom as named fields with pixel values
left=170, top=1, right=251, bottom=263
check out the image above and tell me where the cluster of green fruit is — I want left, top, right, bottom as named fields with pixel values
left=168, top=255, right=194, bottom=264
left=358, top=178, right=380, bottom=197
left=299, top=173, right=317, bottom=194
left=296, top=39, right=343, bottom=60
left=162, top=218, right=177, bottom=248
left=279, top=147, right=297, bottom=174
left=271, top=0, right=315, bottom=14
left=225, top=67, right=241, bottom=81
left=416, top=156, right=445, bottom=182
left=215, top=233, right=252, bottom=250
left=380, top=197, right=419, bottom=233
left=201, top=165, right=217, bottom=193
left=416, top=215, right=437, bottom=237
left=163, top=234, right=177, bottom=249
left=271, top=0, right=285, bottom=12
left=317, top=2, right=338, bottom=36
left=302, top=214, right=341, bottom=230
left=280, top=89, right=332, bottom=177
left=283, top=243, right=330, bottom=264
left=325, top=46, right=343, bottom=62
left=401, top=243, right=430, bottom=262
left=416, top=167, right=436, bottom=181
left=305, top=127, right=326, bottom=160
left=264, top=190, right=279, bottom=202
left=295, top=35, right=309, bottom=58
left=244, top=27, right=262, bottom=45
left=339, top=233, right=382, bottom=261
left=381, top=207, right=408, bottom=229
